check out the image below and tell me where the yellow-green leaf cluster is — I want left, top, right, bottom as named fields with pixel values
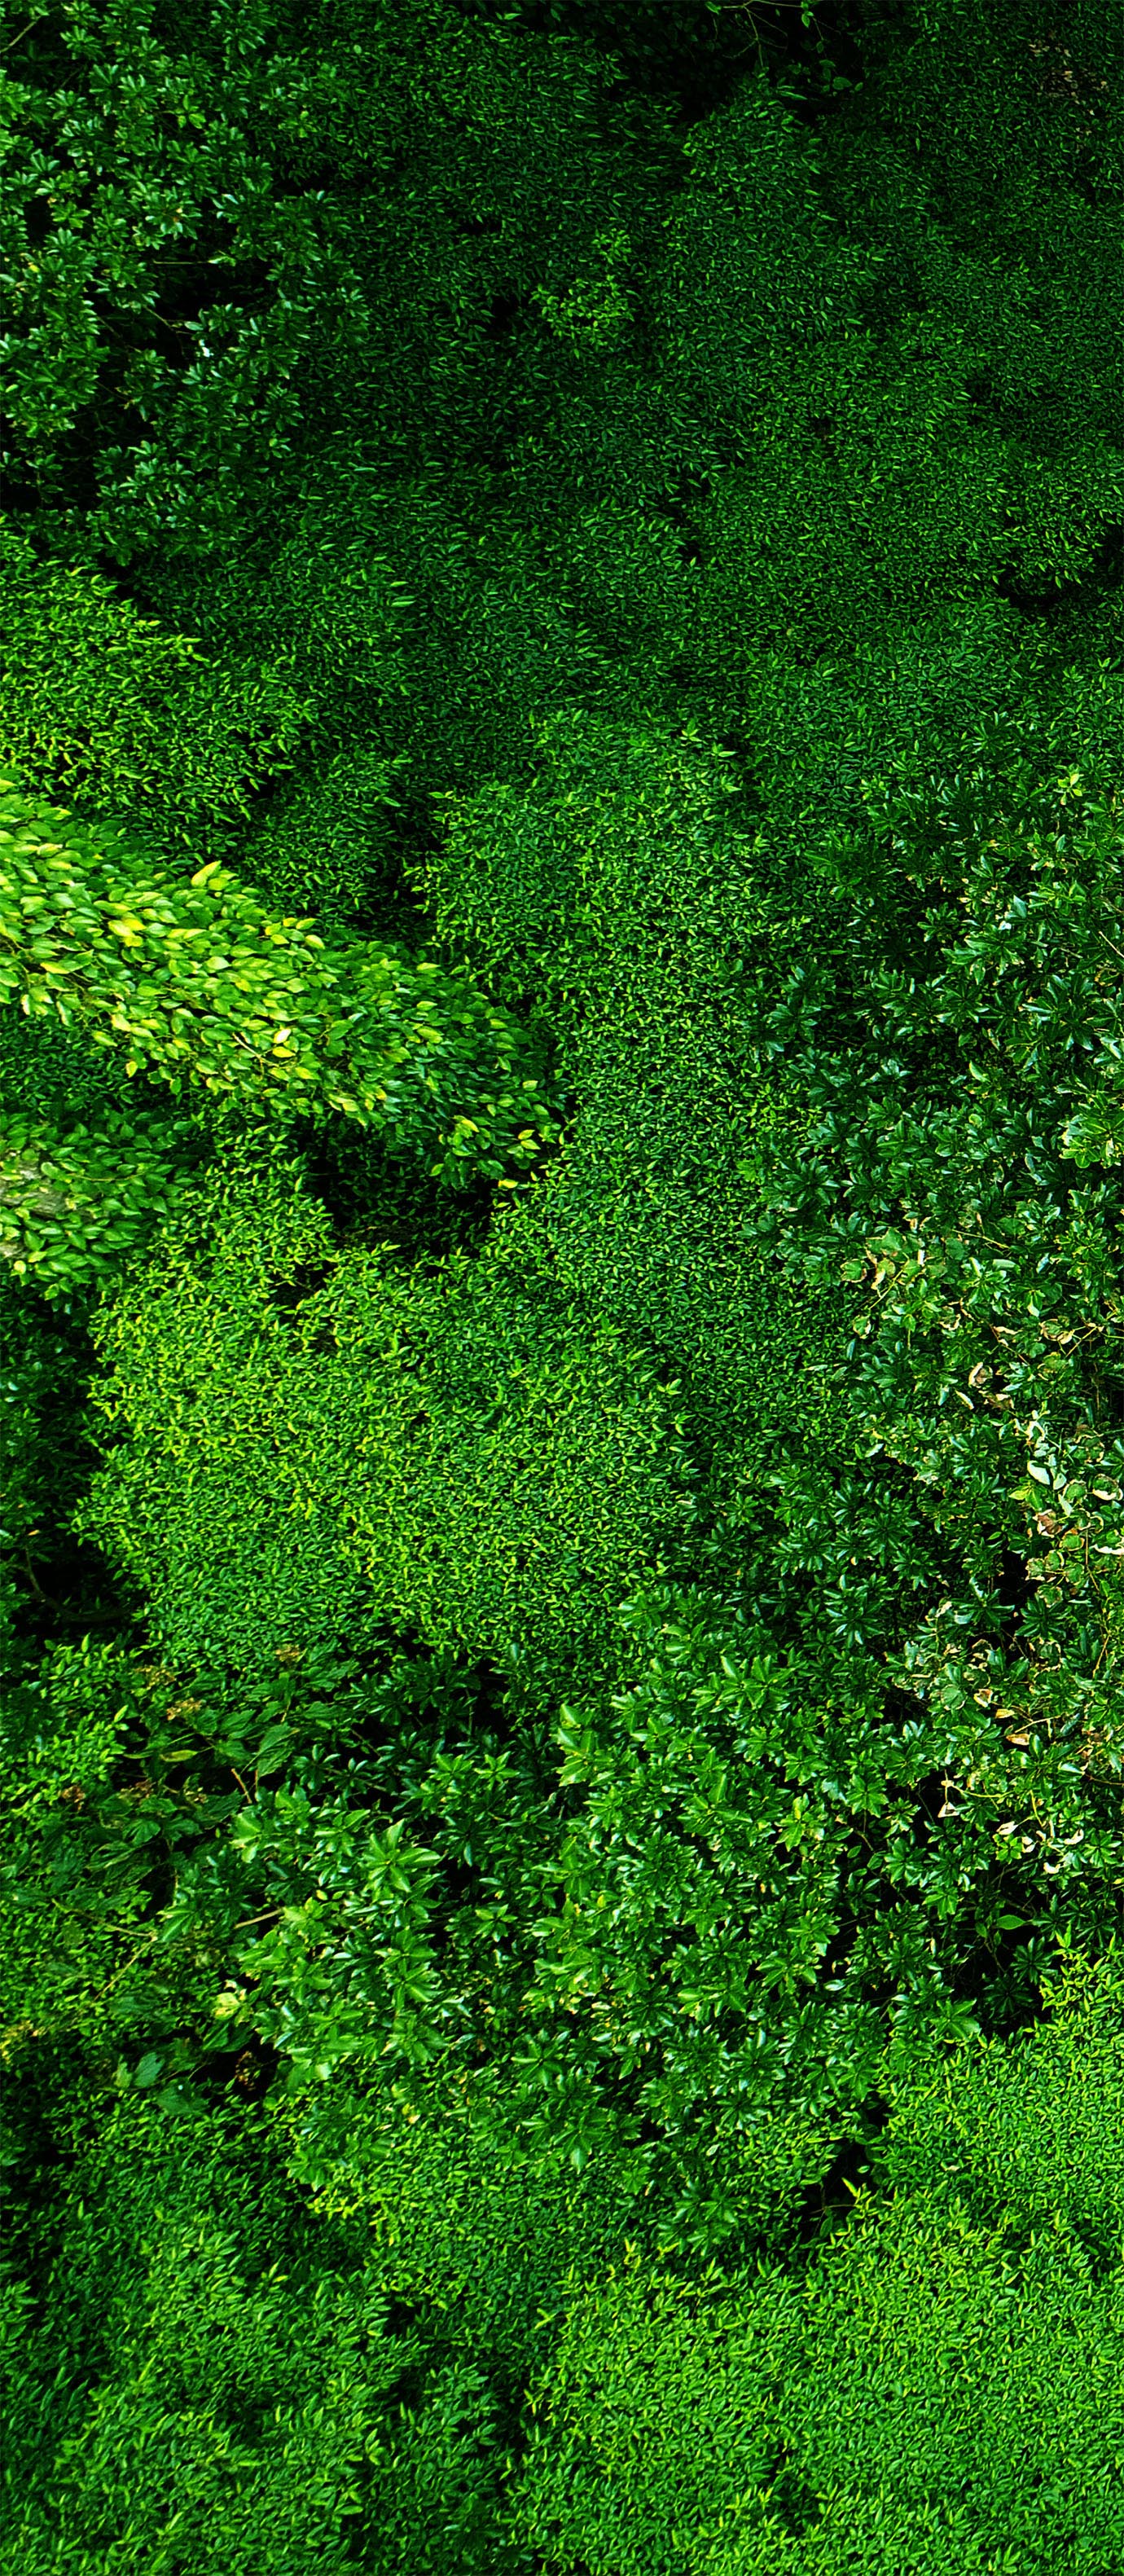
left=0, top=784, right=563, bottom=1188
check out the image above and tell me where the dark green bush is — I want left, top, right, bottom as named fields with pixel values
left=511, top=1942, right=1124, bottom=2576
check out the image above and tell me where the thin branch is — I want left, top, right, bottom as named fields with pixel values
left=1, top=12, right=48, bottom=55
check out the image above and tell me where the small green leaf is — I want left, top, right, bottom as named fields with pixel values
left=254, top=1725, right=295, bottom=1777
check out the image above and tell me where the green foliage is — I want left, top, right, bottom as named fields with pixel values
left=0, top=1620, right=450, bottom=2072
left=287, top=5, right=681, bottom=502
left=419, top=703, right=847, bottom=1528
left=0, top=515, right=310, bottom=858
left=507, top=1580, right=919, bottom=2254
left=0, top=0, right=375, bottom=565
left=0, top=2091, right=415, bottom=2576
left=0, top=0, right=684, bottom=572
left=0, top=2042, right=650, bottom=2576
left=204, top=1791, right=458, bottom=2095
left=0, top=1106, right=200, bottom=1295
left=268, top=2092, right=645, bottom=2576
left=76, top=1151, right=699, bottom=1688
left=738, top=703, right=1124, bottom=1971
left=151, top=458, right=622, bottom=936
left=833, top=4, right=1124, bottom=604
left=0, top=1257, right=98, bottom=1556
left=505, top=15, right=1124, bottom=700
left=865, top=1935, right=1124, bottom=2275
left=131, top=467, right=417, bottom=923
left=511, top=1942, right=1124, bottom=2576
left=515, top=2252, right=802, bottom=2576
left=415, top=622, right=1110, bottom=1547
left=0, top=780, right=564, bottom=1296
left=0, top=781, right=562, bottom=1168
left=7, top=1, right=1124, bottom=2565
left=1, top=1632, right=200, bottom=2068
left=0, top=1231, right=110, bottom=1681
left=172, top=1706, right=567, bottom=2117
left=496, top=1545, right=1124, bottom=2257
left=0, top=964, right=215, bottom=1302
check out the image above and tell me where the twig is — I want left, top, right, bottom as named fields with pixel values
left=1, top=13, right=48, bottom=56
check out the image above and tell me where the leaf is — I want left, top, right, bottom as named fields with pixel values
left=254, top=1725, right=295, bottom=1778
left=153, top=2084, right=206, bottom=2118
